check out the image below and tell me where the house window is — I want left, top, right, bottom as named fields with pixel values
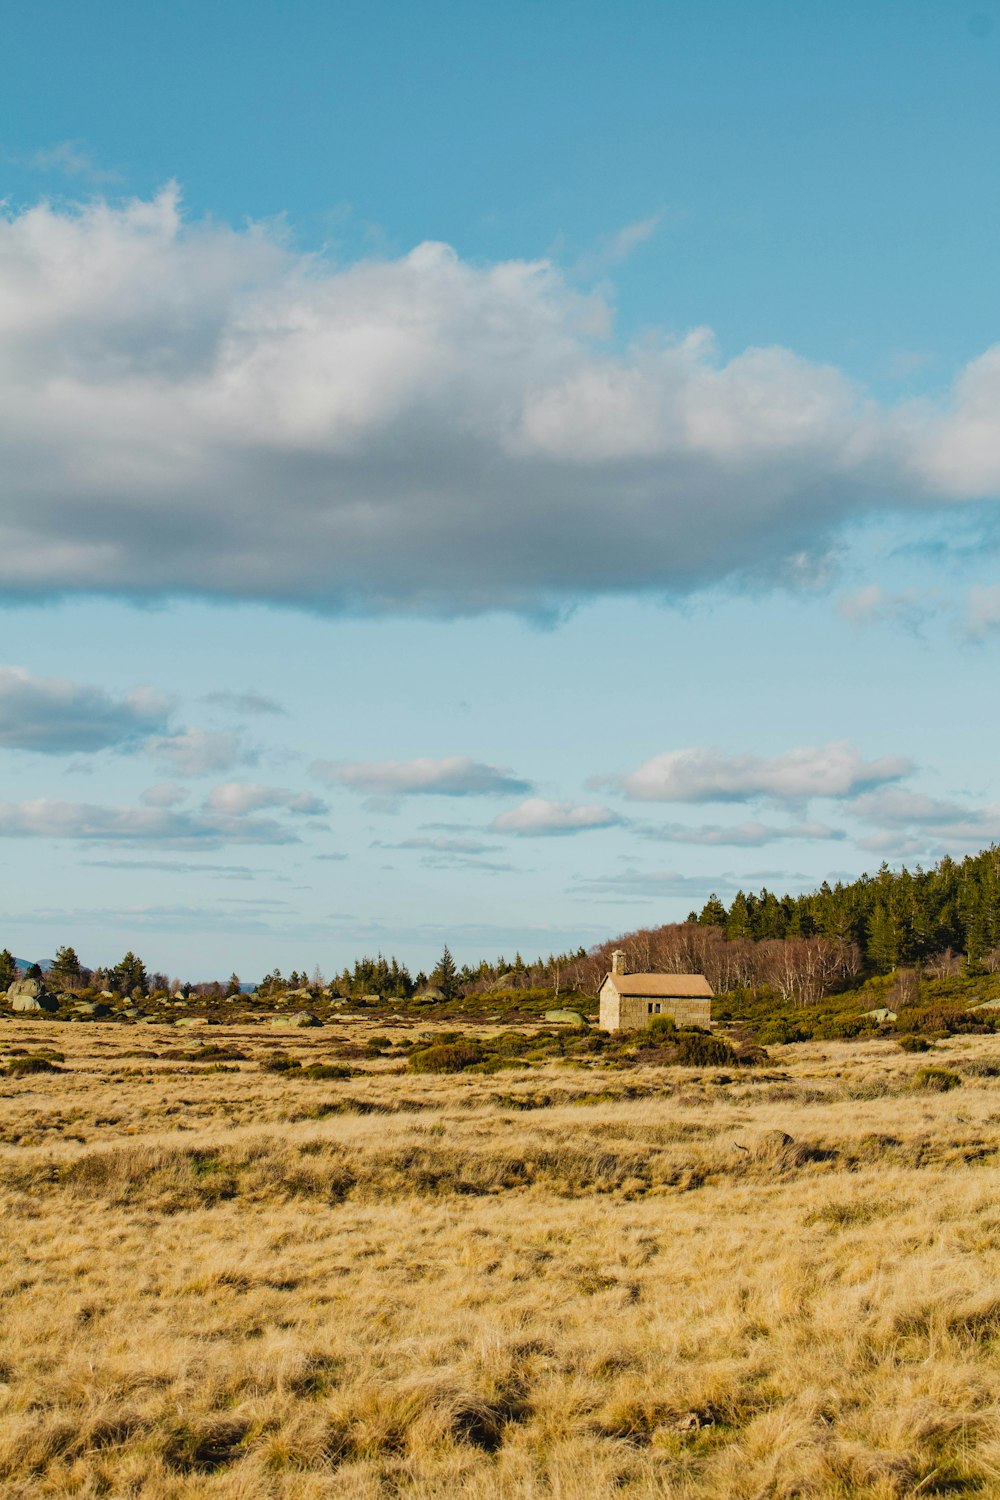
left=647, top=1003, right=653, bottom=1014
left=654, top=1003, right=661, bottom=1014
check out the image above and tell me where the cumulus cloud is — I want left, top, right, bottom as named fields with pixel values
left=492, top=798, right=622, bottom=836
left=3, top=190, right=1000, bottom=616
left=0, top=665, right=168, bottom=752
left=146, top=728, right=250, bottom=776
left=0, top=798, right=303, bottom=847
left=313, top=756, right=531, bottom=806
left=607, top=742, right=911, bottom=804
left=640, top=819, right=846, bottom=846
left=203, top=781, right=326, bottom=816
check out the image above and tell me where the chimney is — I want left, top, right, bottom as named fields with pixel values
left=611, top=949, right=626, bottom=975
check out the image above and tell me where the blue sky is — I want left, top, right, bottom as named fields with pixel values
left=3, top=0, right=1000, bottom=978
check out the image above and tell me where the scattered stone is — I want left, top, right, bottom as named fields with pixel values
left=863, top=1007, right=896, bottom=1022
left=74, top=1001, right=112, bottom=1018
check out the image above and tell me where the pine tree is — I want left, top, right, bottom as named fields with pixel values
left=0, top=950, right=15, bottom=989
left=867, top=903, right=899, bottom=973
left=432, top=944, right=459, bottom=1000
left=226, top=972, right=241, bottom=997
left=108, top=951, right=149, bottom=997
left=49, top=945, right=82, bottom=988
left=698, top=895, right=728, bottom=927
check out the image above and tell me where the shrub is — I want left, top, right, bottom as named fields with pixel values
left=758, top=1019, right=810, bottom=1045
left=407, top=1043, right=483, bottom=1074
left=260, top=1053, right=302, bottom=1073
left=814, top=1015, right=877, bottom=1041
left=303, top=1063, right=352, bottom=1080
left=670, top=1032, right=737, bottom=1068
left=911, top=1066, right=962, bottom=1092
left=644, top=1015, right=677, bottom=1042
left=895, top=1007, right=996, bottom=1036
left=899, top=1035, right=932, bottom=1053
left=7, top=1056, right=63, bottom=1076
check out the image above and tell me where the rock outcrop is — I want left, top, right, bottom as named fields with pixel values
left=7, top=978, right=59, bottom=1013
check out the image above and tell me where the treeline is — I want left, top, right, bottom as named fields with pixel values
left=10, top=847, right=1000, bottom=1009
left=686, top=846, right=1000, bottom=973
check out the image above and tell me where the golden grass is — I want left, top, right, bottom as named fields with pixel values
left=1, top=1020, right=1000, bottom=1495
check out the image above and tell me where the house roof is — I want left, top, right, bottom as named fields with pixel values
left=602, top=972, right=714, bottom=998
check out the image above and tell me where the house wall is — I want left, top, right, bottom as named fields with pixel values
left=601, top=991, right=712, bottom=1032
left=598, top=978, right=620, bottom=1031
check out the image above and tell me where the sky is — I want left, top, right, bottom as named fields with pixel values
left=3, top=0, right=1000, bottom=978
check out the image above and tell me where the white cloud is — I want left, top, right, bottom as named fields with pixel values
left=0, top=665, right=168, bottom=752
left=1, top=190, right=1000, bottom=617
left=145, top=728, right=249, bottom=776
left=492, top=798, right=622, bottom=836
left=391, top=835, right=501, bottom=854
left=203, top=781, right=326, bottom=816
left=849, top=788, right=976, bottom=827
left=848, top=787, right=1000, bottom=859
left=201, top=690, right=284, bottom=715
left=837, top=584, right=942, bottom=633
left=0, top=798, right=303, bottom=847
left=140, top=782, right=188, bottom=808
left=573, top=868, right=746, bottom=899
left=313, top=756, right=531, bottom=804
left=608, top=742, right=911, bottom=804
left=571, top=212, right=665, bottom=279
left=964, top=584, right=1000, bottom=640
left=641, top=819, right=845, bottom=847
left=23, top=139, right=121, bottom=184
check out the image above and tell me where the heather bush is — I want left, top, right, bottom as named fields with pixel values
left=407, top=1043, right=483, bottom=1073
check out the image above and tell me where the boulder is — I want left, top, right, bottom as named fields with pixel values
left=74, top=1001, right=112, bottom=1018
left=543, top=1009, right=585, bottom=1025
left=8, top=978, right=58, bottom=1013
left=290, top=1011, right=322, bottom=1027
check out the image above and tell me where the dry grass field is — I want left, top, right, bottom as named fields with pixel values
left=2, top=1017, right=1000, bottom=1497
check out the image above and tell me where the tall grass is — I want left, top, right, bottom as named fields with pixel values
left=0, top=1019, right=999, bottom=1495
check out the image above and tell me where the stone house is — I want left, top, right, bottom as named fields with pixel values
left=598, top=950, right=713, bottom=1032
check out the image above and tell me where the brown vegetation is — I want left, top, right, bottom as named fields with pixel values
left=1, top=1016, right=1000, bottom=1496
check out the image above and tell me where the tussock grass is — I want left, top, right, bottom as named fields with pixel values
left=1, top=1019, right=1000, bottom=1495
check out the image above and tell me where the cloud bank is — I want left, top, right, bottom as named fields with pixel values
left=3, top=190, right=1000, bottom=616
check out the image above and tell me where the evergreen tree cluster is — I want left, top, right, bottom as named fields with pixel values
left=688, top=848, right=1000, bottom=973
